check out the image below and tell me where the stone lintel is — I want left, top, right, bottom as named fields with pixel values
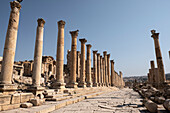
left=10, top=1, right=21, bottom=10
left=93, top=50, right=98, bottom=54
left=70, top=30, right=79, bottom=37
left=151, top=30, right=159, bottom=39
left=86, top=44, right=92, bottom=48
left=58, top=20, right=66, bottom=28
left=79, top=38, right=87, bottom=43
left=37, top=18, right=45, bottom=27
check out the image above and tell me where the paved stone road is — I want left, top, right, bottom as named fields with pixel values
left=51, top=88, right=149, bottom=113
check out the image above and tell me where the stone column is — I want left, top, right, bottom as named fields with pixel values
left=0, top=1, right=21, bottom=94
left=103, top=51, right=108, bottom=86
left=55, top=20, right=66, bottom=89
left=119, top=71, right=123, bottom=87
left=32, top=18, right=45, bottom=87
left=67, top=30, right=79, bottom=88
left=78, top=38, right=87, bottom=87
left=102, top=57, right=105, bottom=86
left=111, top=60, right=115, bottom=86
left=93, top=50, right=98, bottom=87
left=77, top=51, right=80, bottom=80
left=107, top=54, right=111, bottom=86
left=86, top=44, right=92, bottom=87
left=97, top=53, right=101, bottom=86
left=100, top=56, right=103, bottom=86
left=151, top=30, right=166, bottom=86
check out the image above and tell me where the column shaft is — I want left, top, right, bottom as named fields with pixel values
left=97, top=53, right=101, bottom=86
left=107, top=54, right=110, bottom=86
left=100, top=56, right=103, bottom=86
left=86, top=44, right=92, bottom=87
left=103, top=51, right=108, bottom=86
left=93, top=51, right=98, bottom=87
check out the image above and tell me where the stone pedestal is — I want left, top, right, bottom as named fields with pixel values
left=86, top=44, right=92, bottom=87
left=103, top=51, right=108, bottom=86
left=0, top=1, right=21, bottom=94
left=97, top=53, right=101, bottom=86
left=107, top=54, right=110, bottom=86
left=151, top=30, right=166, bottom=87
left=67, top=30, right=79, bottom=88
left=78, top=38, right=87, bottom=88
left=54, top=20, right=66, bottom=89
left=93, top=51, right=98, bottom=87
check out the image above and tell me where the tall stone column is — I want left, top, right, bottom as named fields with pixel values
left=0, top=1, right=21, bottom=94
left=111, top=60, right=115, bottom=86
left=103, top=51, right=108, bottom=86
left=93, top=50, right=98, bottom=87
left=86, top=44, right=92, bottom=87
left=100, top=56, right=103, bottom=86
left=119, top=71, right=123, bottom=87
left=67, top=30, right=79, bottom=88
left=32, top=18, right=45, bottom=87
left=102, top=57, right=105, bottom=86
left=151, top=30, right=166, bottom=86
left=78, top=38, right=87, bottom=87
left=55, top=20, right=65, bottom=89
left=97, top=53, right=101, bottom=86
left=77, top=51, right=80, bottom=80
left=107, top=54, right=111, bottom=86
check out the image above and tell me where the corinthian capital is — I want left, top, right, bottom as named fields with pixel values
left=37, top=18, right=45, bottom=27
left=58, top=20, right=66, bottom=28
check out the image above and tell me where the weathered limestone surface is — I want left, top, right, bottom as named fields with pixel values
left=67, top=30, right=79, bottom=88
left=86, top=44, right=92, bottom=87
left=55, top=20, right=66, bottom=89
left=93, top=51, right=98, bottom=87
left=78, top=38, right=87, bottom=88
left=97, top=53, right=101, bottom=86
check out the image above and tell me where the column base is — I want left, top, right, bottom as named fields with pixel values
left=66, top=82, right=78, bottom=88
left=86, top=82, right=92, bottom=87
left=27, top=86, right=44, bottom=99
left=0, top=84, right=17, bottom=95
left=78, top=82, right=86, bottom=88
left=93, top=83, right=98, bottom=87
left=51, top=81, right=65, bottom=89
left=98, top=83, right=101, bottom=87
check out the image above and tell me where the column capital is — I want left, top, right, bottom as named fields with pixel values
left=10, top=1, right=21, bottom=11
left=70, top=30, right=79, bottom=37
left=77, top=51, right=80, bottom=54
left=150, top=60, right=155, bottom=69
left=37, top=18, right=45, bottom=27
left=97, top=53, right=100, bottom=56
left=93, top=50, right=98, bottom=54
left=103, top=51, right=107, bottom=56
left=110, top=60, right=114, bottom=64
left=100, top=55, right=102, bottom=58
left=79, top=38, right=87, bottom=43
left=151, top=30, right=159, bottom=39
left=107, top=54, right=110, bottom=58
left=86, top=44, right=92, bottom=48
left=58, top=20, right=65, bottom=28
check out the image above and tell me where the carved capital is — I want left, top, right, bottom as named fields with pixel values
left=10, top=1, right=21, bottom=11
left=79, top=38, right=87, bottom=43
left=97, top=53, right=100, bottom=56
left=58, top=20, right=65, bottom=28
left=93, top=50, right=98, bottom=54
left=70, top=30, right=79, bottom=37
left=151, top=30, right=159, bottom=39
left=110, top=60, right=114, bottom=64
left=37, top=18, right=45, bottom=27
left=86, top=44, right=92, bottom=48
left=103, top=51, right=107, bottom=56
left=107, top=54, right=110, bottom=58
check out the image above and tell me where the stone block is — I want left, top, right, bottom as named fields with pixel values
left=20, top=93, right=34, bottom=103
left=20, top=102, right=33, bottom=108
left=11, top=93, right=21, bottom=104
left=30, top=98, right=43, bottom=106
left=163, top=99, right=170, bottom=111
left=1, top=103, right=20, bottom=111
left=0, top=95, right=11, bottom=105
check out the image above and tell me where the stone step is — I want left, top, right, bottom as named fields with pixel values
left=45, top=93, right=69, bottom=98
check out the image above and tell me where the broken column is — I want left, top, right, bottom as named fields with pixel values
left=111, top=60, right=115, bottom=86
left=103, top=51, right=108, bottom=86
left=31, top=18, right=45, bottom=95
left=93, top=50, right=98, bottom=87
left=107, top=54, right=111, bottom=86
left=67, top=30, right=79, bottom=88
left=0, top=1, right=21, bottom=94
left=55, top=20, right=66, bottom=89
left=151, top=30, right=166, bottom=87
left=86, top=44, right=92, bottom=87
left=100, top=56, right=103, bottom=86
left=97, top=53, right=101, bottom=86
left=78, top=38, right=87, bottom=87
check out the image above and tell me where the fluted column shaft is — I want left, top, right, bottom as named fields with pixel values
left=32, top=18, right=45, bottom=86
left=68, top=30, right=79, bottom=88
left=0, top=1, right=21, bottom=84
left=55, top=20, right=66, bottom=89
left=86, top=44, right=92, bottom=87
left=78, top=38, right=87, bottom=87
left=93, top=51, right=98, bottom=87
left=151, top=30, right=166, bottom=86
left=97, top=53, right=101, bottom=86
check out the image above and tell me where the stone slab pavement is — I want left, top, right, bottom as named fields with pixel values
left=50, top=88, right=152, bottom=113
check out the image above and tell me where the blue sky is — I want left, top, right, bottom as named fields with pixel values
left=0, top=0, right=170, bottom=77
